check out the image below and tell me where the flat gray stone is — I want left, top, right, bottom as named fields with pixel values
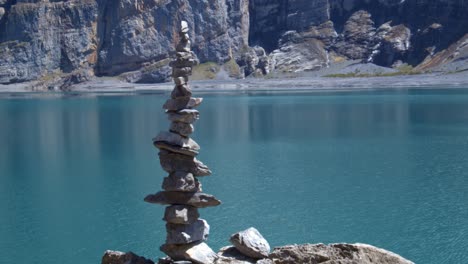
left=144, top=191, right=221, bottom=208
left=161, top=242, right=218, bottom=264
left=170, top=122, right=195, bottom=137
left=167, top=109, right=199, bottom=124
left=166, top=219, right=210, bottom=244
left=159, top=150, right=211, bottom=176
left=163, top=97, right=203, bottom=111
left=230, top=228, right=270, bottom=259
left=164, top=205, right=200, bottom=225
left=162, top=172, right=202, bottom=192
left=153, top=131, right=199, bottom=156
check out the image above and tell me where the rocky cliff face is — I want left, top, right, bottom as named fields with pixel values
left=0, top=0, right=466, bottom=86
left=0, top=0, right=249, bottom=85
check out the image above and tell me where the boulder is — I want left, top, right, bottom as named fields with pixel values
left=153, top=131, right=200, bottom=156
left=144, top=191, right=221, bottom=208
left=230, top=228, right=270, bottom=259
left=159, top=150, right=211, bottom=176
left=164, top=205, right=200, bottom=225
left=166, top=219, right=210, bottom=244
left=101, top=250, right=154, bottom=264
left=162, top=172, right=202, bottom=193
left=161, top=242, right=218, bottom=264
left=268, top=243, right=414, bottom=264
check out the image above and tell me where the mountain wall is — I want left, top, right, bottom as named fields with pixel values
left=0, top=0, right=466, bottom=86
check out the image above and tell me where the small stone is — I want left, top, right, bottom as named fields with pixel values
left=255, top=259, right=272, bottom=264
left=230, top=228, right=270, bottom=259
left=181, top=21, right=189, bottom=33
left=161, top=242, right=218, bottom=264
left=164, top=205, right=200, bottom=224
left=168, top=109, right=199, bottom=124
left=101, top=250, right=154, bottom=264
left=174, top=76, right=188, bottom=86
left=162, top=172, right=202, bottom=192
left=172, top=67, right=193, bottom=78
left=170, top=122, right=195, bottom=137
left=166, top=219, right=210, bottom=244
left=176, top=39, right=191, bottom=53
left=171, top=85, right=193, bottom=99
left=163, top=97, right=203, bottom=111
left=159, top=150, right=211, bottom=176
left=153, top=131, right=200, bottom=156
left=144, top=191, right=221, bottom=208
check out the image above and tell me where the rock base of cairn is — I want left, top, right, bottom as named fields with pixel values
left=144, top=21, right=221, bottom=264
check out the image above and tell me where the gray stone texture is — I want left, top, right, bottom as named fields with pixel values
left=101, top=250, right=154, bottom=264
left=162, top=172, right=202, bottom=193
left=230, top=228, right=270, bottom=259
left=164, top=205, right=200, bottom=225
left=163, top=98, right=203, bottom=111
left=158, top=150, right=211, bottom=176
left=166, top=219, right=210, bottom=245
left=170, top=122, right=195, bottom=137
left=268, top=243, right=414, bottom=264
left=153, top=131, right=200, bottom=157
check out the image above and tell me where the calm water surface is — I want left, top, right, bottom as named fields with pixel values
left=1, top=89, right=468, bottom=264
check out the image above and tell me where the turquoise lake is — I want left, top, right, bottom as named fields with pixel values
left=1, top=89, right=468, bottom=264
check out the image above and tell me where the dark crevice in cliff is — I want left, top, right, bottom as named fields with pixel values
left=94, top=0, right=109, bottom=77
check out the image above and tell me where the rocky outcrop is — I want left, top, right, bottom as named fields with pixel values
left=268, top=243, right=414, bottom=264
left=101, top=250, right=154, bottom=264
left=103, top=243, right=415, bottom=264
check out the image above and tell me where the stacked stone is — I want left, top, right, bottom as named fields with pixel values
left=144, top=21, right=221, bottom=264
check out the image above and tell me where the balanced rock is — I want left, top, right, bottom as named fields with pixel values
left=166, top=219, right=210, bottom=244
left=154, top=131, right=200, bottom=156
left=167, top=109, right=199, bottom=124
left=161, top=242, right=218, bottom=264
left=171, top=85, right=193, bottom=99
left=174, top=76, right=188, bottom=86
left=159, top=150, right=211, bottom=176
left=230, top=228, right=270, bottom=259
left=173, top=67, right=193, bottom=78
left=162, top=172, right=202, bottom=192
left=170, top=122, right=195, bottom=137
left=163, top=98, right=203, bottom=111
left=164, top=205, right=200, bottom=225
left=144, top=191, right=221, bottom=208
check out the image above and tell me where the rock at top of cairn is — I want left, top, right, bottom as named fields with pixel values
left=145, top=19, right=220, bottom=264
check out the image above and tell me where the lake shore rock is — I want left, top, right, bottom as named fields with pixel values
left=103, top=243, right=414, bottom=264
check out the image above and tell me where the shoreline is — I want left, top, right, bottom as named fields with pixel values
left=1, top=72, right=467, bottom=96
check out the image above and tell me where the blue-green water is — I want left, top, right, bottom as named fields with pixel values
left=1, top=89, right=468, bottom=264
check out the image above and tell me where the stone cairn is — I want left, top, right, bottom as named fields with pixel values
left=144, top=21, right=221, bottom=264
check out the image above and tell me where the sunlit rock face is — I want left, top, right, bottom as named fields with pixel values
left=0, top=0, right=250, bottom=84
